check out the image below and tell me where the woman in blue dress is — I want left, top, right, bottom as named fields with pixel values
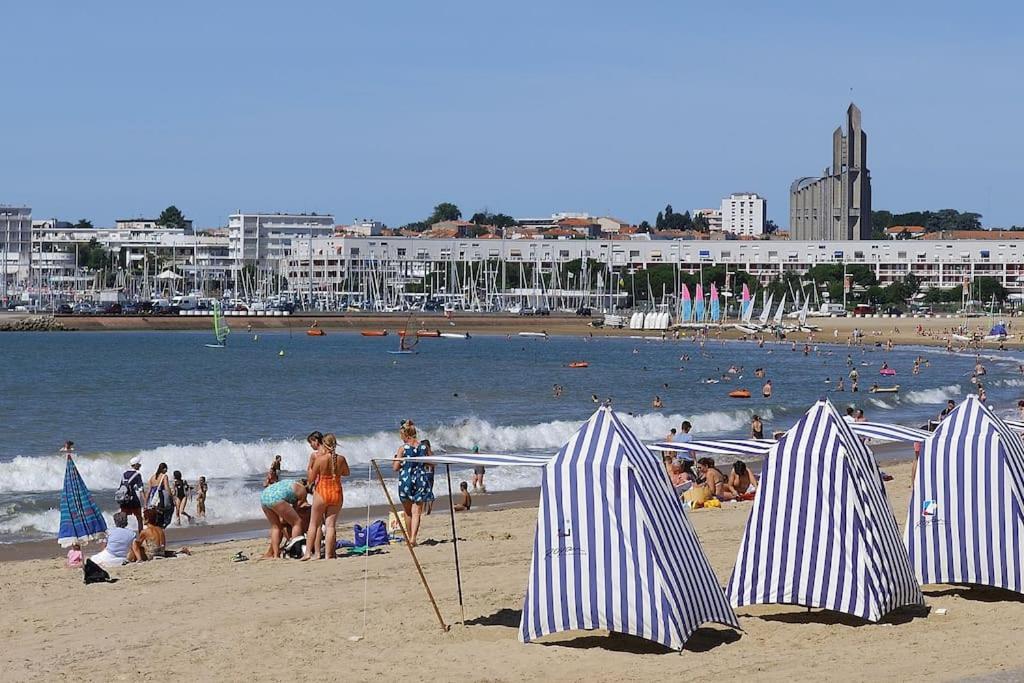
left=392, top=420, right=433, bottom=545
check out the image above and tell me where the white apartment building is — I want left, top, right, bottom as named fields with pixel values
left=276, top=236, right=1024, bottom=296
left=720, top=193, right=766, bottom=236
left=228, top=212, right=335, bottom=266
left=341, top=219, right=385, bottom=237
left=1, top=205, right=32, bottom=289
left=691, top=208, right=723, bottom=232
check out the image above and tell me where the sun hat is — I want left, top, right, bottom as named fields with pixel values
left=129, top=456, right=141, bottom=467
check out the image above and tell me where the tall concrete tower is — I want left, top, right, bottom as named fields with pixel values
left=790, top=103, right=872, bottom=240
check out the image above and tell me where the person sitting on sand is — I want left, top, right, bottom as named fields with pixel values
left=129, top=508, right=191, bottom=561
left=453, top=481, right=472, bottom=512
left=302, top=434, right=350, bottom=561
left=91, top=511, right=137, bottom=568
left=697, top=457, right=738, bottom=500
left=728, top=461, right=758, bottom=496
left=668, top=461, right=693, bottom=497
left=260, top=479, right=310, bottom=559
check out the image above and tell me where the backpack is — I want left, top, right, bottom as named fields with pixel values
left=114, top=472, right=138, bottom=507
left=83, top=558, right=114, bottom=584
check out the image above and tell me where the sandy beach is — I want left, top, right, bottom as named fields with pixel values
left=4, top=460, right=1023, bottom=682
left=5, top=311, right=1022, bottom=350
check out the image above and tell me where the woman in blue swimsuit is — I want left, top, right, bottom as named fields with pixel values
left=260, top=478, right=308, bottom=558
left=392, top=420, right=432, bottom=545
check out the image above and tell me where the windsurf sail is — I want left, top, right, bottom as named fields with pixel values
left=694, top=284, right=705, bottom=322
left=681, top=284, right=692, bottom=322
left=709, top=283, right=720, bottom=322
left=758, top=293, right=773, bottom=326
left=773, top=294, right=786, bottom=325
left=212, top=301, right=230, bottom=345
left=741, top=284, right=752, bottom=323
left=799, top=300, right=809, bottom=326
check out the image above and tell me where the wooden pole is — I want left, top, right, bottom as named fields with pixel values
left=371, top=459, right=448, bottom=632
left=445, top=464, right=466, bottom=624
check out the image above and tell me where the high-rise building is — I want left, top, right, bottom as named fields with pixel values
left=227, top=212, right=335, bottom=266
left=1, top=205, right=32, bottom=293
left=719, top=194, right=766, bottom=236
left=790, top=103, right=872, bottom=241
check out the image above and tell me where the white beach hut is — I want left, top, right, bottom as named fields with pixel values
left=727, top=399, right=924, bottom=621
left=519, top=406, right=739, bottom=650
left=905, top=395, right=1024, bottom=594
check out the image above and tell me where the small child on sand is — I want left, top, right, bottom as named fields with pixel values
left=66, top=543, right=83, bottom=568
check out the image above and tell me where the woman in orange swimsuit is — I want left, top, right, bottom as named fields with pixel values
left=302, top=433, right=350, bottom=560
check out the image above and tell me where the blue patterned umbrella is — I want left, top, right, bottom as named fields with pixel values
left=57, top=455, right=107, bottom=547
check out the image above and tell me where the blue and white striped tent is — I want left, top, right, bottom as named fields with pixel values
left=905, top=395, right=1024, bottom=594
left=520, top=406, right=739, bottom=650
left=727, top=399, right=924, bottom=621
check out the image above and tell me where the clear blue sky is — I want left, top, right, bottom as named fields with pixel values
left=3, top=1, right=1022, bottom=228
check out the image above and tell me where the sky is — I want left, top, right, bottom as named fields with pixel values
left=2, top=1, right=1023, bottom=229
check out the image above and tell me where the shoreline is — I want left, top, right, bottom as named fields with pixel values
left=0, top=311, right=1018, bottom=349
left=0, top=442, right=915, bottom=563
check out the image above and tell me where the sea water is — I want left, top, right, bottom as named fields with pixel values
left=0, top=330, right=1015, bottom=542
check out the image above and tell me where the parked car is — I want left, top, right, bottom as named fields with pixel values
left=519, top=306, right=536, bottom=316
left=100, top=303, right=123, bottom=315
left=56, top=303, right=73, bottom=314
left=72, top=302, right=96, bottom=314
left=575, top=307, right=592, bottom=317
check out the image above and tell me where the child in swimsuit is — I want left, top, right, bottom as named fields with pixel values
left=302, top=434, right=349, bottom=560
left=195, top=476, right=207, bottom=518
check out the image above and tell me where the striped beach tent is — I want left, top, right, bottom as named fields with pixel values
left=905, top=395, right=1024, bottom=594
left=727, top=399, right=924, bottom=621
left=520, top=406, right=739, bottom=651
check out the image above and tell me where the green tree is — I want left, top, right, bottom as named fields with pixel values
left=693, top=214, right=710, bottom=232
left=764, top=219, right=779, bottom=234
left=655, top=211, right=664, bottom=229
left=975, top=277, right=1008, bottom=303
left=77, top=238, right=108, bottom=270
left=904, top=272, right=921, bottom=297
left=74, top=219, right=94, bottom=230
left=637, top=221, right=651, bottom=233
left=469, top=211, right=516, bottom=229
left=157, top=205, right=188, bottom=230
left=428, top=202, right=461, bottom=224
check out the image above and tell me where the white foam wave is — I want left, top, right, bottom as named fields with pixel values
left=903, top=384, right=962, bottom=405
left=0, top=467, right=545, bottom=539
left=868, top=398, right=895, bottom=410
left=0, top=409, right=767, bottom=496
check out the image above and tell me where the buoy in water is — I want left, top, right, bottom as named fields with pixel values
left=278, top=350, right=285, bottom=357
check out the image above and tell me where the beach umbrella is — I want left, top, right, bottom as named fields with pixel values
left=521, top=406, right=739, bottom=650
left=57, top=454, right=108, bottom=548
left=727, top=399, right=924, bottom=622
left=906, top=395, right=1024, bottom=594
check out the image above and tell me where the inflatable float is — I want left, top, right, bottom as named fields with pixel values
left=728, top=389, right=752, bottom=399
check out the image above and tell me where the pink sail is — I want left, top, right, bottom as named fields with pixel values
left=681, top=284, right=692, bottom=322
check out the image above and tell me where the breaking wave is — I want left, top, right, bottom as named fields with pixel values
left=903, top=384, right=962, bottom=405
